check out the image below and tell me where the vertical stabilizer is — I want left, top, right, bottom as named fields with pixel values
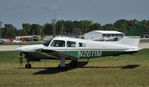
left=118, top=23, right=144, bottom=47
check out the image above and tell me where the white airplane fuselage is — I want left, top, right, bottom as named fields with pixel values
left=17, top=37, right=140, bottom=60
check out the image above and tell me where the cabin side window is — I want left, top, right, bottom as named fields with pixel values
left=67, top=41, right=76, bottom=47
left=79, top=43, right=86, bottom=47
left=103, top=34, right=106, bottom=37
left=51, top=40, right=65, bottom=47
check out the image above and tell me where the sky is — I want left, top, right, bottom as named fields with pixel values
left=0, top=0, right=149, bottom=29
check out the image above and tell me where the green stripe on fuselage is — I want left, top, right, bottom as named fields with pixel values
left=23, top=50, right=125, bottom=60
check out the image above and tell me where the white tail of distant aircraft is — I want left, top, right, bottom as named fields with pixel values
left=16, top=23, right=144, bottom=68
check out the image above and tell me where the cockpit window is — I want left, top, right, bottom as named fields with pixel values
left=51, top=40, right=65, bottom=47
left=79, top=43, right=86, bottom=47
left=43, top=39, right=52, bottom=46
left=67, top=41, right=76, bottom=47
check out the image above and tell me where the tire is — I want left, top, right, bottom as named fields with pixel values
left=25, top=64, right=31, bottom=68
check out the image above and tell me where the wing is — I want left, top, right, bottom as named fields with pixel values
left=38, top=49, right=78, bottom=60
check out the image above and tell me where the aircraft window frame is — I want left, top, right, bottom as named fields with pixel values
left=79, top=42, right=86, bottom=47
left=51, top=40, right=65, bottom=47
left=67, top=41, right=76, bottom=47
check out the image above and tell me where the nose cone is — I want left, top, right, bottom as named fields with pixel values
left=16, top=46, right=33, bottom=52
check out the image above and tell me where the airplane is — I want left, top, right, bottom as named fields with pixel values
left=16, top=23, right=144, bottom=69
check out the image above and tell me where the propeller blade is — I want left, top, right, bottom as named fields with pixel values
left=20, top=52, right=23, bottom=65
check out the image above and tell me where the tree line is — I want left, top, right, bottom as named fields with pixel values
left=0, top=19, right=149, bottom=39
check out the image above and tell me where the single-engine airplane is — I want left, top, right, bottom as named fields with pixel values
left=16, top=23, right=144, bottom=68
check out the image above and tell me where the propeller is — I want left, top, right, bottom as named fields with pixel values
left=20, top=52, right=23, bottom=65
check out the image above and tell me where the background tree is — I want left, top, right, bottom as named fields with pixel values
left=31, top=24, right=42, bottom=35
left=101, top=24, right=113, bottom=30
left=22, top=23, right=32, bottom=35
left=16, top=29, right=22, bottom=36
left=64, top=20, right=73, bottom=35
left=141, top=20, right=149, bottom=32
left=113, top=19, right=129, bottom=33
left=89, top=23, right=101, bottom=31
left=1, top=19, right=148, bottom=38
left=43, top=23, right=53, bottom=35
left=56, top=20, right=65, bottom=35
left=3, top=24, right=16, bottom=38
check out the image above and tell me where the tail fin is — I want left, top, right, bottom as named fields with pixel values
left=118, top=23, right=144, bottom=47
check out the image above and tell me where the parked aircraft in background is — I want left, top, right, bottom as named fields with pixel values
left=1, top=38, right=11, bottom=43
left=1, top=38, right=22, bottom=43
left=16, top=23, right=144, bottom=68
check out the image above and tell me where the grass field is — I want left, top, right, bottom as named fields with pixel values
left=0, top=49, right=149, bottom=87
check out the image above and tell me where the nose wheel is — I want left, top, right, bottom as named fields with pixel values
left=25, top=60, right=31, bottom=68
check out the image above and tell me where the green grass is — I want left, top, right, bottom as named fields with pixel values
left=0, top=49, right=149, bottom=87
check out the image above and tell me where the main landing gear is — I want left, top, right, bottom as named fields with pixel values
left=58, top=58, right=78, bottom=69
left=59, top=58, right=66, bottom=69
left=25, top=60, right=31, bottom=68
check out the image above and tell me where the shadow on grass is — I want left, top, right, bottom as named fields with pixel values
left=82, top=64, right=140, bottom=69
left=33, top=61, right=88, bottom=75
left=26, top=62, right=140, bottom=75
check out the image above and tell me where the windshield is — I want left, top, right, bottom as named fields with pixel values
left=43, top=39, right=53, bottom=46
